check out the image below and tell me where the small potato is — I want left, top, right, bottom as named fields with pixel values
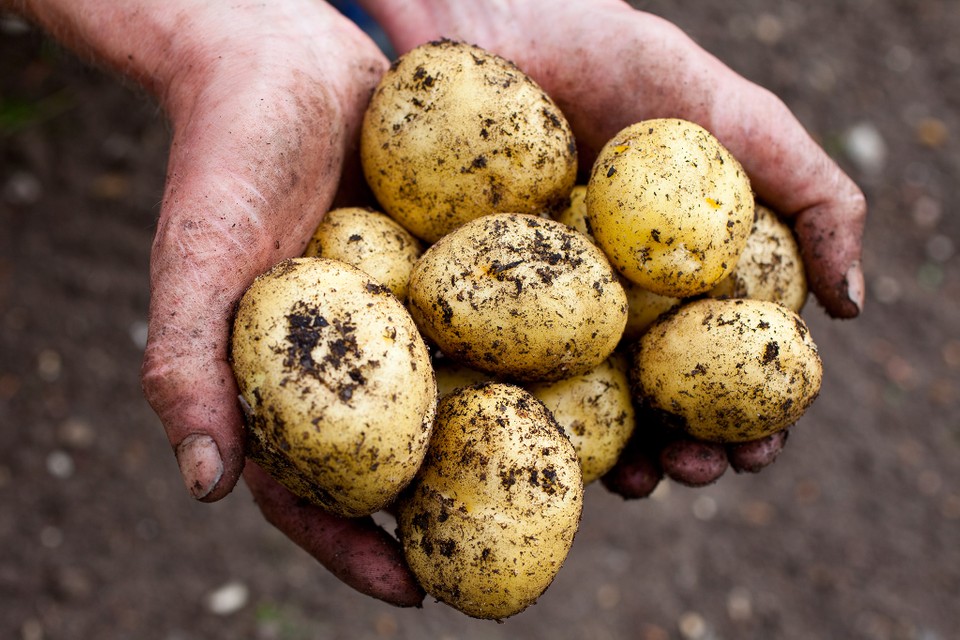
left=230, top=258, right=437, bottom=517
left=396, top=383, right=583, bottom=619
left=407, top=213, right=628, bottom=381
left=586, top=119, right=754, bottom=297
left=708, top=204, right=808, bottom=312
left=526, top=354, right=636, bottom=484
left=432, top=355, right=493, bottom=398
left=632, top=298, right=822, bottom=443
left=554, top=185, right=680, bottom=340
left=361, top=39, right=577, bottom=243
left=303, top=207, right=424, bottom=300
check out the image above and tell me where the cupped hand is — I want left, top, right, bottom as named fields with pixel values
left=127, top=2, right=420, bottom=606
left=360, top=0, right=858, bottom=491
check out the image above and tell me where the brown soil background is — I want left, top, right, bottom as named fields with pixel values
left=2, top=1, right=959, bottom=638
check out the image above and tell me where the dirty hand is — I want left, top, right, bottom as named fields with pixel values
left=360, top=0, right=866, bottom=490
left=11, top=0, right=423, bottom=606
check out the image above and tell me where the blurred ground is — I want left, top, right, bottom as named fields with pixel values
left=1, top=1, right=959, bottom=639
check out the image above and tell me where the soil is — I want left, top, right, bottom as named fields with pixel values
left=2, top=1, right=959, bottom=639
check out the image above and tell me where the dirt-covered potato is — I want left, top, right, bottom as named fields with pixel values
left=360, top=39, right=578, bottom=243
left=303, top=207, right=424, bottom=300
left=407, top=213, right=628, bottom=381
left=396, top=383, right=583, bottom=619
left=432, top=355, right=494, bottom=398
left=586, top=119, right=754, bottom=297
left=230, top=258, right=437, bottom=517
left=632, top=298, right=822, bottom=443
left=554, top=185, right=681, bottom=341
left=708, top=204, right=808, bottom=312
left=525, top=354, right=635, bottom=484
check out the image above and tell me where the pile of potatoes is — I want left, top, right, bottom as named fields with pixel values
left=229, top=40, right=823, bottom=620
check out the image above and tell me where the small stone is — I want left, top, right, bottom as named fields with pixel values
left=727, top=587, right=753, bottom=622
left=58, top=418, right=96, bottom=449
left=596, top=583, right=621, bottom=610
left=129, top=321, right=149, bottom=350
left=206, top=581, right=249, bottom=616
left=40, top=525, right=64, bottom=549
left=943, top=340, right=960, bottom=369
left=916, top=117, right=948, bottom=148
left=843, top=122, right=887, bottom=174
left=925, top=234, right=955, bottom=263
left=753, top=14, right=784, bottom=45
left=885, top=45, right=913, bottom=73
left=691, top=495, right=718, bottom=521
left=37, top=349, right=62, bottom=381
left=739, top=500, right=774, bottom=526
left=2, top=171, right=42, bottom=205
left=678, top=611, right=708, bottom=640
left=871, top=275, right=902, bottom=305
left=374, top=613, right=398, bottom=636
left=911, top=196, right=942, bottom=228
left=46, top=450, right=75, bottom=479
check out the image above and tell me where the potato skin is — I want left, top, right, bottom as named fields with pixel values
left=407, top=213, right=628, bottom=381
left=555, top=185, right=681, bottom=340
left=526, top=354, right=636, bottom=484
left=303, top=207, right=424, bottom=301
left=361, top=39, right=577, bottom=243
left=396, top=383, right=583, bottom=619
left=632, top=298, right=822, bottom=443
left=708, top=204, right=808, bottom=312
left=586, top=119, right=754, bottom=297
left=230, top=258, right=437, bottom=517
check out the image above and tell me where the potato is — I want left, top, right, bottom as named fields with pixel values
left=396, top=382, right=583, bottom=619
left=230, top=258, right=437, bottom=517
left=303, top=207, right=424, bottom=300
left=586, top=119, right=754, bottom=297
left=432, top=355, right=493, bottom=398
left=361, top=39, right=577, bottom=243
left=407, top=213, right=628, bottom=381
left=525, top=354, right=635, bottom=484
left=632, top=298, right=821, bottom=443
left=554, top=185, right=681, bottom=340
left=708, top=203, right=808, bottom=312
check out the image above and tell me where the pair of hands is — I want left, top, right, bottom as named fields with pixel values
left=13, top=0, right=865, bottom=607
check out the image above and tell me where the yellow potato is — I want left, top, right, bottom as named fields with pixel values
left=525, top=354, right=635, bottom=484
left=361, top=39, right=577, bottom=243
left=303, top=207, right=424, bottom=301
left=586, top=119, right=754, bottom=297
left=230, top=258, right=437, bottom=517
left=632, top=298, right=822, bottom=443
left=432, top=355, right=494, bottom=398
left=396, top=382, right=583, bottom=619
left=554, top=185, right=681, bottom=340
left=407, top=213, right=627, bottom=381
left=708, top=204, right=808, bottom=312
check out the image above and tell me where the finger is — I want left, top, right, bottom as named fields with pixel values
left=727, top=429, right=790, bottom=474
left=660, top=439, right=729, bottom=487
left=244, top=462, right=425, bottom=607
left=602, top=446, right=663, bottom=500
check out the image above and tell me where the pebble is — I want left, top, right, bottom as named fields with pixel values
left=871, top=275, right=902, bottom=305
left=58, top=418, right=96, bottom=449
left=726, top=587, right=753, bottom=622
left=206, top=581, right=249, bottom=616
left=691, top=495, right=718, bottom=521
left=884, top=45, right=913, bottom=73
left=40, top=525, right=64, bottom=549
left=46, top=450, right=75, bottom=480
left=595, top=583, right=621, bottom=610
left=2, top=171, right=42, bottom=205
left=924, top=234, right=955, bottom=263
left=36, top=349, right=62, bottom=381
left=911, top=196, right=942, bottom=228
left=916, top=117, right=948, bottom=148
left=753, top=14, right=784, bottom=45
left=678, top=611, right=708, bottom=640
left=129, top=320, right=149, bottom=350
left=843, top=122, right=887, bottom=174
left=739, top=500, right=775, bottom=526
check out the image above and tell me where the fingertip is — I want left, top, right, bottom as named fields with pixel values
left=174, top=432, right=245, bottom=502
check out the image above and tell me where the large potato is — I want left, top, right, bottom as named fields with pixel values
left=555, top=185, right=681, bottom=340
left=230, top=258, right=437, bottom=517
left=708, top=203, right=808, bottom=312
left=632, top=298, right=821, bottom=443
left=526, top=354, right=636, bottom=484
left=303, top=207, right=424, bottom=301
left=407, top=213, right=628, bottom=381
left=361, top=39, right=577, bottom=243
left=396, top=383, right=583, bottom=619
left=586, top=119, right=754, bottom=297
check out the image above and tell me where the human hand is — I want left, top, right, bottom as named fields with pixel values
left=10, top=0, right=422, bottom=605
left=359, top=0, right=862, bottom=490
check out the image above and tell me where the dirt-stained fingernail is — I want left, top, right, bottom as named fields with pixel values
left=175, top=434, right=223, bottom=500
left=846, top=260, right=864, bottom=312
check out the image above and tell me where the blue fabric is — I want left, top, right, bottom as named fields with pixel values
left=328, top=0, right=396, bottom=58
